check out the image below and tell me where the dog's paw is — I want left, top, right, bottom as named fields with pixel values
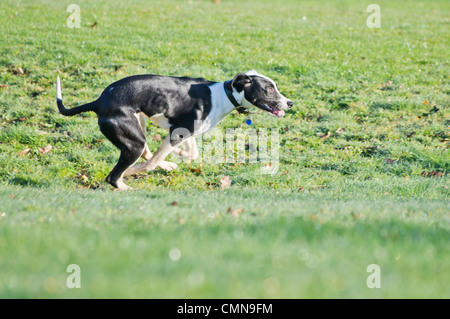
left=159, top=161, right=178, bottom=171
left=115, top=184, right=133, bottom=191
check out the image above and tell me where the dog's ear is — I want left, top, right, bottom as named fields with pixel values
left=231, top=73, right=252, bottom=92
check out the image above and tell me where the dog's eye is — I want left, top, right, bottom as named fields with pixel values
left=267, top=87, right=275, bottom=94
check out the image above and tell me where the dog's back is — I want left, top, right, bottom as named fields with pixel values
left=97, top=74, right=216, bottom=119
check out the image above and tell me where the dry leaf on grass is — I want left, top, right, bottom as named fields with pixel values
left=74, top=172, right=89, bottom=182
left=227, top=207, right=243, bottom=217
left=205, top=181, right=219, bottom=188
left=189, top=163, right=202, bottom=174
left=18, top=148, right=30, bottom=156
left=220, top=175, right=231, bottom=189
left=38, top=144, right=52, bottom=154
left=319, top=131, right=331, bottom=141
left=421, top=170, right=444, bottom=177
left=16, top=66, right=25, bottom=75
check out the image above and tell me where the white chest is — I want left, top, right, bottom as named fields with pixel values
left=197, top=82, right=235, bottom=134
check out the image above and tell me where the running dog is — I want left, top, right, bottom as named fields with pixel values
left=56, top=70, right=293, bottom=190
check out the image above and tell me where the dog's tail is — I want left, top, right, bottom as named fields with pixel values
left=56, top=76, right=99, bottom=116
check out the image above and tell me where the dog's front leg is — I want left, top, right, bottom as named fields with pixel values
left=123, top=135, right=177, bottom=176
left=172, top=136, right=199, bottom=160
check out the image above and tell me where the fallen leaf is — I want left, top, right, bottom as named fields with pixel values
left=220, top=175, right=232, bottom=189
left=74, top=172, right=88, bottom=182
left=16, top=66, right=25, bottom=75
left=170, top=201, right=178, bottom=206
left=335, top=127, right=345, bottom=134
left=154, top=134, right=162, bottom=142
left=90, top=21, right=97, bottom=28
left=18, top=148, right=30, bottom=156
left=189, top=163, right=202, bottom=174
left=319, top=131, right=331, bottom=141
left=0, top=84, right=8, bottom=89
left=205, top=181, right=219, bottom=188
left=38, top=144, right=52, bottom=154
left=227, top=207, right=243, bottom=217
left=421, top=170, right=444, bottom=177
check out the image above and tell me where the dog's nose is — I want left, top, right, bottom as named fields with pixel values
left=287, top=101, right=294, bottom=108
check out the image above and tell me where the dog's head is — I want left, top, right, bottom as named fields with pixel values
left=231, top=70, right=293, bottom=118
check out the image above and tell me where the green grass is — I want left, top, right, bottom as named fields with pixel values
left=1, top=187, right=449, bottom=298
left=0, top=0, right=449, bottom=298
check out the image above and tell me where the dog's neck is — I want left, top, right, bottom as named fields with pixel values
left=223, top=80, right=241, bottom=108
left=202, top=81, right=244, bottom=132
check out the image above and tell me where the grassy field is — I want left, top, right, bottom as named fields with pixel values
left=0, top=0, right=449, bottom=298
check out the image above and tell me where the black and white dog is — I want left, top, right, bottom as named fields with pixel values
left=56, top=70, right=293, bottom=190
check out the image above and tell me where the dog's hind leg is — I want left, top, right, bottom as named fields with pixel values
left=136, top=113, right=178, bottom=170
left=99, top=114, right=146, bottom=190
left=136, top=113, right=153, bottom=161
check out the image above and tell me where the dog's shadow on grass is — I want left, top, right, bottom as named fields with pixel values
left=8, top=176, right=48, bottom=188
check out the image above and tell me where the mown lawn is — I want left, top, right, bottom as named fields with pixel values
left=0, top=0, right=448, bottom=298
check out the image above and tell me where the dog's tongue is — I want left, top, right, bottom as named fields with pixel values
left=274, top=109, right=285, bottom=117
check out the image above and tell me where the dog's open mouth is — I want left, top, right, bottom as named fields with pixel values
left=259, top=104, right=285, bottom=118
